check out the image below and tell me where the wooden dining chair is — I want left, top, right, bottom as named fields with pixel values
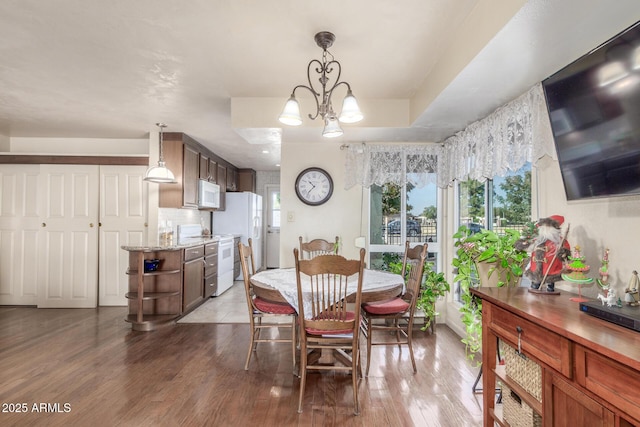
left=359, top=241, right=428, bottom=376
left=298, top=236, right=339, bottom=259
left=239, top=238, right=297, bottom=373
left=293, top=247, right=365, bottom=415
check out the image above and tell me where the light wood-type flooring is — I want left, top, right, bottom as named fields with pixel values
left=0, top=292, right=484, bottom=426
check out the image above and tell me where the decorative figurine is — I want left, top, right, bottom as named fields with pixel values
left=597, top=288, right=617, bottom=307
left=625, top=270, right=640, bottom=306
left=596, top=248, right=610, bottom=293
left=562, top=245, right=594, bottom=302
left=520, top=215, right=571, bottom=294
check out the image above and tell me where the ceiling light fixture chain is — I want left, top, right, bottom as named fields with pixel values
left=279, top=31, right=363, bottom=138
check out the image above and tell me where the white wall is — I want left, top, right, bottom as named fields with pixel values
left=8, top=137, right=148, bottom=155
left=279, top=142, right=363, bottom=267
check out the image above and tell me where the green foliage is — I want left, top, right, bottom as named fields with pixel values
left=416, top=261, right=450, bottom=331
left=420, top=205, right=437, bottom=220
left=495, top=171, right=532, bottom=224
left=380, top=253, right=450, bottom=332
left=382, top=183, right=414, bottom=216
left=459, top=180, right=485, bottom=221
left=453, top=224, right=529, bottom=365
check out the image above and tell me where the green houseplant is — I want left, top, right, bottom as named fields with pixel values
left=416, top=262, right=450, bottom=332
left=381, top=253, right=450, bottom=332
left=453, top=224, right=531, bottom=364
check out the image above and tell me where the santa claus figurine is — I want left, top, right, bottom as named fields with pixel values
left=523, top=215, right=571, bottom=292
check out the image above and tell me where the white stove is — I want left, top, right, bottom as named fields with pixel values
left=214, top=235, right=235, bottom=296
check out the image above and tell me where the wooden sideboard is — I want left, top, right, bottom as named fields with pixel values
left=472, top=286, right=640, bottom=426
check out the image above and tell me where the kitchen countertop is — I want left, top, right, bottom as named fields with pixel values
left=121, top=236, right=220, bottom=252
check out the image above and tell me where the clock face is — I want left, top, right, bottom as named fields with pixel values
left=295, top=167, right=333, bottom=206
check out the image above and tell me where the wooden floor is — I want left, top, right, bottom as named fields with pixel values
left=0, top=305, right=484, bottom=426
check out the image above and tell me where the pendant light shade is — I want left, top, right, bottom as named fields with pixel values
left=144, top=123, right=177, bottom=184
left=322, top=114, right=343, bottom=138
left=338, top=90, right=363, bottom=123
left=278, top=96, right=303, bottom=126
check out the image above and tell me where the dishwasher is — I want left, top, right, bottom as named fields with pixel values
left=214, top=235, right=235, bottom=296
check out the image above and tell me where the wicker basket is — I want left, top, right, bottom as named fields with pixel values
left=502, top=384, right=542, bottom=427
left=501, top=341, right=542, bottom=402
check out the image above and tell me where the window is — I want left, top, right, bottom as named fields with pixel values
left=454, top=164, right=532, bottom=300
left=369, top=176, right=440, bottom=273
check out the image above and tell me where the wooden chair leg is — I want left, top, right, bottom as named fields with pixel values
left=365, top=322, right=373, bottom=376
left=245, top=318, right=256, bottom=370
left=297, top=343, right=307, bottom=413
left=352, top=343, right=359, bottom=415
left=291, top=316, right=298, bottom=376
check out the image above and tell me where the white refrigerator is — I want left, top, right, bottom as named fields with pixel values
left=213, top=192, right=263, bottom=278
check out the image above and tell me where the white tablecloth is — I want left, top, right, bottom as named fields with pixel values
left=250, top=268, right=404, bottom=318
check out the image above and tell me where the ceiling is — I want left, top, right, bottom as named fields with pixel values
left=0, top=0, right=639, bottom=171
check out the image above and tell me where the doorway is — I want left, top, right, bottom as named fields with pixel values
left=265, top=184, right=280, bottom=268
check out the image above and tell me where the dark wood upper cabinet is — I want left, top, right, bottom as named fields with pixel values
left=199, top=154, right=209, bottom=180
left=237, top=169, right=256, bottom=192
left=182, top=145, right=199, bottom=207
left=159, top=132, right=237, bottom=211
left=217, top=164, right=227, bottom=211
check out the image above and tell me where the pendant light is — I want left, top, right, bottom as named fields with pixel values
left=144, top=123, right=177, bottom=184
left=278, top=31, right=363, bottom=138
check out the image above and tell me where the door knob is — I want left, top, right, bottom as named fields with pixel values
left=90, top=223, right=94, bottom=227
left=41, top=222, right=46, bottom=227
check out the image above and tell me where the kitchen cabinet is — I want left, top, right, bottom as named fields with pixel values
left=204, top=241, right=218, bottom=298
left=226, top=166, right=237, bottom=192
left=159, top=133, right=200, bottom=209
left=125, top=249, right=182, bottom=331
left=217, top=164, right=227, bottom=211
left=472, top=286, right=640, bottom=427
left=183, top=245, right=204, bottom=313
left=208, top=158, right=218, bottom=183
left=237, top=168, right=256, bottom=192
left=200, top=153, right=218, bottom=183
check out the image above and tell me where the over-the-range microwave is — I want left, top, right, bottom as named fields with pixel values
left=198, top=179, right=220, bottom=209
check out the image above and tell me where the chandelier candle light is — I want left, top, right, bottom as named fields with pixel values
left=279, top=31, right=363, bottom=138
left=144, top=123, right=177, bottom=184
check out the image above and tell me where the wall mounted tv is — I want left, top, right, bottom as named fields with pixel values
left=542, top=20, right=640, bottom=201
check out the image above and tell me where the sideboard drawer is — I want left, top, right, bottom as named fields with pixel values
left=575, top=345, right=640, bottom=423
left=489, top=304, right=572, bottom=378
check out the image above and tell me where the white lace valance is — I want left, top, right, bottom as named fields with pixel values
left=344, top=83, right=556, bottom=189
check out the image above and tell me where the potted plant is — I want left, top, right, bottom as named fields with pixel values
left=453, top=224, right=532, bottom=364
left=416, top=261, right=450, bottom=332
left=380, top=253, right=450, bottom=332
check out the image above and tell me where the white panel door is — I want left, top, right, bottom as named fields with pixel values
left=0, top=165, right=41, bottom=305
left=38, top=165, right=99, bottom=308
left=98, top=165, right=148, bottom=306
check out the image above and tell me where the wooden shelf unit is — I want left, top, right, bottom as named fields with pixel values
left=125, top=249, right=182, bottom=331
left=473, top=286, right=640, bottom=426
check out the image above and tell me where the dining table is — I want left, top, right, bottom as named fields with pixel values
left=250, top=267, right=405, bottom=317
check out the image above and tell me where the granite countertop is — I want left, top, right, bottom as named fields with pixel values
left=121, top=236, right=220, bottom=252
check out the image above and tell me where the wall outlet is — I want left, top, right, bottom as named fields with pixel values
left=287, top=211, right=295, bottom=222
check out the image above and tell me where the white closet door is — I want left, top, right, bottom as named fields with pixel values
left=0, top=165, right=41, bottom=305
left=38, top=165, right=99, bottom=308
left=98, top=165, right=147, bottom=306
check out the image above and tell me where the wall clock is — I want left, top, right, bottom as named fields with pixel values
left=295, top=167, right=333, bottom=206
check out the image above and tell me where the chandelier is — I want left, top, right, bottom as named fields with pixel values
left=144, top=123, right=177, bottom=184
left=278, top=31, right=363, bottom=138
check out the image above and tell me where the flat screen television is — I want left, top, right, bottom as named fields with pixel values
left=542, top=20, right=640, bottom=201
